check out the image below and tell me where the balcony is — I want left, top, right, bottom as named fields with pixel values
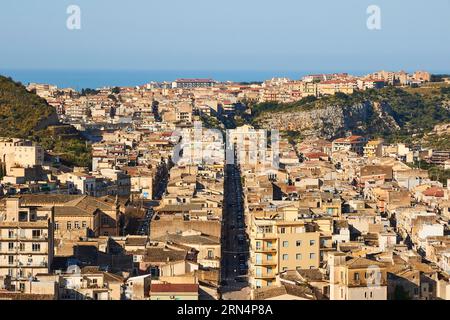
left=202, top=256, right=220, bottom=261
left=1, top=261, right=49, bottom=268
left=254, top=233, right=278, bottom=240
left=31, top=235, right=48, bottom=241
left=253, top=246, right=277, bottom=253
left=347, top=279, right=387, bottom=287
left=252, top=258, right=277, bottom=266
left=0, top=234, right=17, bottom=240
left=24, top=261, right=48, bottom=268
left=250, top=270, right=276, bottom=279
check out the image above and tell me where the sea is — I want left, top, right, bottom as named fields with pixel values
left=0, top=69, right=367, bottom=90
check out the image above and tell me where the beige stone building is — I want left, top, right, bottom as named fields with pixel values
left=59, top=266, right=124, bottom=300
left=329, top=252, right=387, bottom=300
left=249, top=211, right=321, bottom=288
left=13, top=195, right=122, bottom=239
left=0, top=138, right=44, bottom=175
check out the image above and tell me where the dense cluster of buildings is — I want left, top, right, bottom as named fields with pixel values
left=27, top=70, right=431, bottom=125
left=234, top=127, right=449, bottom=300
left=0, top=69, right=448, bottom=300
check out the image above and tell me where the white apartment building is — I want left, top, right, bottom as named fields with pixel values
left=0, top=197, right=54, bottom=292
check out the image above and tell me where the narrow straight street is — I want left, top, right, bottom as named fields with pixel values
left=220, top=163, right=250, bottom=299
left=137, top=167, right=169, bottom=236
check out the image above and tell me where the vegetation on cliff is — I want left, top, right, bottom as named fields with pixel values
left=252, top=86, right=450, bottom=143
left=0, top=75, right=91, bottom=168
left=0, top=76, right=56, bottom=137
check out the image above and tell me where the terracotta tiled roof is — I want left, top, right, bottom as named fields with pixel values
left=423, top=187, right=444, bottom=197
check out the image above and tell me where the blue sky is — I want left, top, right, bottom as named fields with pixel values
left=1, top=0, right=450, bottom=73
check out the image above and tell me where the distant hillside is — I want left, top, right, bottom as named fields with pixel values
left=253, top=86, right=450, bottom=144
left=0, top=76, right=59, bottom=137
left=0, top=75, right=91, bottom=167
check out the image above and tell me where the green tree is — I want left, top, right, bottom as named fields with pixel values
left=111, top=87, right=121, bottom=94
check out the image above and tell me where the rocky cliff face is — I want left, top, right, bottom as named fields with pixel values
left=34, top=111, right=60, bottom=131
left=255, top=101, right=401, bottom=139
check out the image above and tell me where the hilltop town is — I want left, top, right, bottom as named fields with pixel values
left=0, top=70, right=449, bottom=300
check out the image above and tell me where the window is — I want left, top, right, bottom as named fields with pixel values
left=19, top=283, right=25, bottom=292
left=282, top=254, right=288, bottom=261
left=279, top=227, right=286, bottom=234
left=255, top=241, right=261, bottom=250
left=74, top=221, right=80, bottom=229
left=310, top=253, right=316, bottom=260
left=282, top=241, right=289, bottom=248
left=82, top=221, right=87, bottom=228
left=8, top=230, right=14, bottom=238
left=67, top=222, right=72, bottom=230
left=32, top=243, right=41, bottom=252
left=8, top=242, right=14, bottom=251
left=19, top=212, right=28, bottom=222
left=207, top=250, right=214, bottom=259
left=295, top=227, right=305, bottom=233
left=370, top=292, right=373, bottom=298
left=296, top=240, right=302, bottom=247
left=8, top=256, right=14, bottom=265
left=257, top=226, right=272, bottom=234
left=354, top=273, right=360, bottom=281
left=296, top=254, right=302, bottom=260
left=267, top=254, right=273, bottom=261
left=54, top=223, right=59, bottom=230
left=32, top=230, right=41, bottom=239
left=309, top=240, right=315, bottom=246
left=19, top=243, right=25, bottom=251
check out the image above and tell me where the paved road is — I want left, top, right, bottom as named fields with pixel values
left=137, top=172, right=168, bottom=236
left=220, top=164, right=250, bottom=299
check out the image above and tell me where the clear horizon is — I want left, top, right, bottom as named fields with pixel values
left=2, top=68, right=450, bottom=90
left=1, top=0, right=450, bottom=73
